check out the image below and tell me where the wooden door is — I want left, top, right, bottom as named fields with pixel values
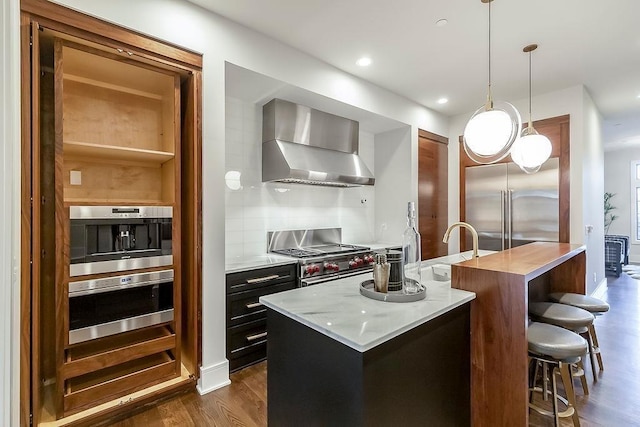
left=418, top=130, right=449, bottom=259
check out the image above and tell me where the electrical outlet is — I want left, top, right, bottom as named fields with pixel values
left=70, top=170, right=82, bottom=186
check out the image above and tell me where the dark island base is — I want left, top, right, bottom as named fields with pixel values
left=267, top=304, right=471, bottom=427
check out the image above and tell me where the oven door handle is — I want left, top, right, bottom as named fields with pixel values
left=300, top=269, right=371, bottom=287
left=246, top=274, right=279, bottom=284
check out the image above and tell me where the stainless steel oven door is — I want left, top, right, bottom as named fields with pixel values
left=68, top=269, right=174, bottom=344
left=299, top=268, right=371, bottom=287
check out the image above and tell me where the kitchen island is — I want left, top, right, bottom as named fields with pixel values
left=260, top=255, right=477, bottom=427
left=451, top=242, right=586, bottom=426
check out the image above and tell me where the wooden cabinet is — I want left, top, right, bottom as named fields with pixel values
left=59, top=43, right=179, bottom=205
left=20, top=1, right=202, bottom=425
left=226, top=264, right=297, bottom=372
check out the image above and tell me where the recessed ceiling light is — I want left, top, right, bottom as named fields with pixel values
left=437, top=97, right=449, bottom=104
left=436, top=18, right=448, bottom=27
left=356, top=57, right=372, bottom=67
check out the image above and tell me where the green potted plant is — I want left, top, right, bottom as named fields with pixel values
left=604, top=192, right=618, bottom=234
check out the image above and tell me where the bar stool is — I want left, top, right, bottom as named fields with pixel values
left=529, top=302, right=597, bottom=387
left=549, top=292, right=609, bottom=371
left=528, top=322, right=587, bottom=426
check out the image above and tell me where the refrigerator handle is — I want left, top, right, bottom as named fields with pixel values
left=507, top=189, right=513, bottom=248
left=500, top=190, right=505, bottom=251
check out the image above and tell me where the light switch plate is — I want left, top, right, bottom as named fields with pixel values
left=70, top=170, right=82, bottom=186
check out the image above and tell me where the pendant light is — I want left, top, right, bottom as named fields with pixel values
left=510, top=44, right=552, bottom=174
left=463, top=0, right=521, bottom=164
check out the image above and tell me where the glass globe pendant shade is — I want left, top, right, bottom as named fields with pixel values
left=510, top=126, right=552, bottom=174
left=463, top=100, right=522, bottom=164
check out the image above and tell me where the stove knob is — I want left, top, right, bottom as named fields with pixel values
left=325, top=263, right=339, bottom=272
left=314, top=265, right=321, bottom=273
left=305, top=265, right=316, bottom=275
left=354, top=256, right=363, bottom=266
left=348, top=260, right=357, bottom=269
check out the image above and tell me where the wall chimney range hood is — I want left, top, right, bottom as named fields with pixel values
left=262, top=99, right=375, bottom=187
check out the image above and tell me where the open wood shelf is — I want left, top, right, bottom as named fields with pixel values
left=63, top=326, right=175, bottom=380
left=64, top=352, right=176, bottom=416
left=64, top=74, right=164, bottom=100
left=64, top=141, right=174, bottom=164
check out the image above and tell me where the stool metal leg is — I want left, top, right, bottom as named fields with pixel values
left=589, top=323, right=604, bottom=371
left=559, top=361, right=581, bottom=427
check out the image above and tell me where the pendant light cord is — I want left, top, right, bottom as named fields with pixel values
left=528, top=50, right=532, bottom=127
left=487, top=0, right=492, bottom=107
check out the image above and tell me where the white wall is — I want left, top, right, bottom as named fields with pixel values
left=2, top=0, right=448, bottom=399
left=448, top=85, right=605, bottom=294
left=225, top=96, right=377, bottom=259
left=605, top=147, right=640, bottom=262
left=1, top=0, right=21, bottom=425
left=374, top=127, right=413, bottom=244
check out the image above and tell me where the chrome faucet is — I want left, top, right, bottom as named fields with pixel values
left=442, top=222, right=479, bottom=258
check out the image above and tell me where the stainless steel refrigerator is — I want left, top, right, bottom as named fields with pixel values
left=464, top=157, right=559, bottom=251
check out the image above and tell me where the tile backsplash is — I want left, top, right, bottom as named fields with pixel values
left=225, top=96, right=376, bottom=261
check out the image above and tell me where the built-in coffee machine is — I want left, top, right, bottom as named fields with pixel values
left=69, top=206, right=173, bottom=277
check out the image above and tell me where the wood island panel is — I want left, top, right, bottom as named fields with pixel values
left=451, top=242, right=586, bottom=426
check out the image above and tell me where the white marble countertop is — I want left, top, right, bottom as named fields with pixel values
left=225, top=254, right=298, bottom=274
left=260, top=252, right=483, bottom=352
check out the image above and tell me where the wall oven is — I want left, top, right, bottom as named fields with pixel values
left=69, top=206, right=173, bottom=277
left=68, top=269, right=174, bottom=344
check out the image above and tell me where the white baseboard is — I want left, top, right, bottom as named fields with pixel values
left=196, top=359, right=231, bottom=395
left=591, top=278, right=608, bottom=299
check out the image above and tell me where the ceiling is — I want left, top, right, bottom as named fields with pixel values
left=190, top=0, right=640, bottom=149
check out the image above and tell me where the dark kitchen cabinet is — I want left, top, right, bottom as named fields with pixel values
left=20, top=1, right=202, bottom=425
left=226, top=263, right=297, bottom=372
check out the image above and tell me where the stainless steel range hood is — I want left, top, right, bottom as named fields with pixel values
left=262, top=99, right=375, bottom=187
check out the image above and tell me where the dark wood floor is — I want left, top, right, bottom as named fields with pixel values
left=107, top=273, right=640, bottom=426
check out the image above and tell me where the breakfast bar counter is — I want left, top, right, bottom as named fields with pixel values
left=260, top=255, right=477, bottom=426
left=451, top=242, right=586, bottom=426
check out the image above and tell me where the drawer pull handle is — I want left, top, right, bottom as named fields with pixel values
left=246, top=332, right=267, bottom=342
left=246, top=274, right=279, bottom=284
left=246, top=302, right=262, bottom=309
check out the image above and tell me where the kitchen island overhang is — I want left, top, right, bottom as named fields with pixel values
left=260, top=262, right=477, bottom=427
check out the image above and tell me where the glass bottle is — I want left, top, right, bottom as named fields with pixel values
left=402, top=201, right=422, bottom=294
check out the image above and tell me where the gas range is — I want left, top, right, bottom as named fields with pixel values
left=268, top=229, right=376, bottom=286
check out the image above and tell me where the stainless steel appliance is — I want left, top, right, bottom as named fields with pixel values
left=465, top=158, right=559, bottom=251
left=69, top=206, right=173, bottom=276
left=262, top=98, right=375, bottom=187
left=268, top=228, right=375, bottom=286
left=68, top=269, right=174, bottom=344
